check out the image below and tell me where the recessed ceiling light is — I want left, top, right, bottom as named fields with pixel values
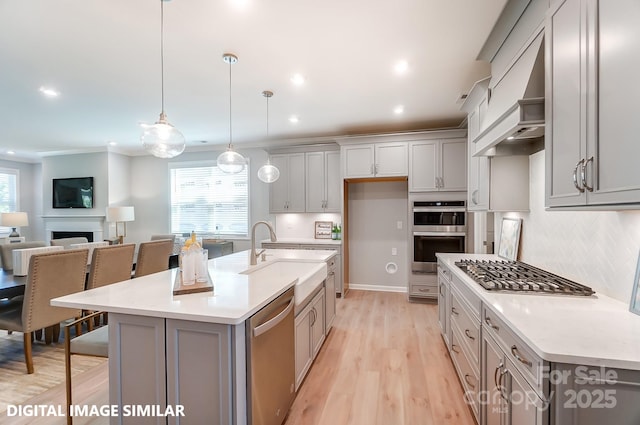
left=290, top=74, right=305, bottom=86
left=507, top=136, right=515, bottom=140
left=108, top=141, right=117, bottom=146
left=39, top=86, right=60, bottom=98
left=289, top=115, right=299, bottom=124
left=394, top=105, right=405, bottom=114
left=229, top=0, right=250, bottom=9
left=6, top=150, right=15, bottom=155
left=394, top=60, right=409, bottom=75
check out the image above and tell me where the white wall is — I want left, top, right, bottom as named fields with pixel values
left=495, top=150, right=640, bottom=303
left=0, top=159, right=40, bottom=241
left=348, top=180, right=408, bottom=290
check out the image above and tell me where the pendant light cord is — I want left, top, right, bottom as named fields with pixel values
left=160, top=0, right=165, bottom=115
left=228, top=59, right=233, bottom=149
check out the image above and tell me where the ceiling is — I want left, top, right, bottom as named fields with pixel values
left=0, top=0, right=507, bottom=161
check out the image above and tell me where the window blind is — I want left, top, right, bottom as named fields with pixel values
left=169, top=162, right=249, bottom=237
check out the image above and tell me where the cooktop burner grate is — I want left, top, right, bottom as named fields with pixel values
left=454, top=259, right=595, bottom=296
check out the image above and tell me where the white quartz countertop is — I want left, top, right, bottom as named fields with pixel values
left=52, top=249, right=335, bottom=325
left=261, top=238, right=342, bottom=246
left=437, top=253, right=640, bottom=370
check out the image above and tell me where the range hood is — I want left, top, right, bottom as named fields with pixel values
left=473, top=32, right=545, bottom=157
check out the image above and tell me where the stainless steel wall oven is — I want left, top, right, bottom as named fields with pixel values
left=411, top=200, right=466, bottom=274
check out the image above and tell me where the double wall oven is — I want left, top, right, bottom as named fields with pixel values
left=410, top=199, right=467, bottom=297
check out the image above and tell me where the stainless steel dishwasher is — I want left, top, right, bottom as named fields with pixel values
left=246, top=286, right=296, bottom=425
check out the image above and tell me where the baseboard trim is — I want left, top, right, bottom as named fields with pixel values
left=348, top=284, right=407, bottom=293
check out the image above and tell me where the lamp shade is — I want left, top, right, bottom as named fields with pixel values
left=106, top=206, right=135, bottom=223
left=1, top=212, right=29, bottom=227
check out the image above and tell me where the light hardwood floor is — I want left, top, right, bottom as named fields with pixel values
left=0, top=290, right=475, bottom=425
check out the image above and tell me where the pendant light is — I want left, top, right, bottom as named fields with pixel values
left=216, top=53, right=246, bottom=174
left=257, top=90, right=280, bottom=183
left=141, top=0, right=186, bottom=159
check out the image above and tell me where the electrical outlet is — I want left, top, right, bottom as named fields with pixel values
left=392, top=247, right=397, bottom=256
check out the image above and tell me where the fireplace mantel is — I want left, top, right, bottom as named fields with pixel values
left=43, top=215, right=106, bottom=242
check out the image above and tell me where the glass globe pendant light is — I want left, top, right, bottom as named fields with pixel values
left=216, top=53, right=246, bottom=174
left=141, top=0, right=186, bottom=159
left=257, top=90, right=280, bottom=183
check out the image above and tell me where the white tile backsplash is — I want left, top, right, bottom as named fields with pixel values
left=495, top=150, right=640, bottom=303
left=274, top=213, right=341, bottom=239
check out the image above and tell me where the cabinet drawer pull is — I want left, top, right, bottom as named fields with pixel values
left=484, top=316, right=499, bottom=330
left=511, top=345, right=533, bottom=367
left=464, top=329, right=476, bottom=341
left=464, top=374, right=476, bottom=389
left=582, top=156, right=594, bottom=192
left=451, top=344, right=460, bottom=354
left=418, top=288, right=431, bottom=293
left=498, top=368, right=509, bottom=401
left=573, top=159, right=585, bottom=193
left=451, top=307, right=459, bottom=316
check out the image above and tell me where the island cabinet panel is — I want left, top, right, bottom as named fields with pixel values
left=165, top=319, right=233, bottom=425
left=109, top=314, right=167, bottom=425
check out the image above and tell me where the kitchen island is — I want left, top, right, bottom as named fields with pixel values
left=52, top=248, right=336, bottom=425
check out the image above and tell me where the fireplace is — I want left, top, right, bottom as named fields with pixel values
left=51, top=231, right=94, bottom=242
left=43, top=215, right=105, bottom=244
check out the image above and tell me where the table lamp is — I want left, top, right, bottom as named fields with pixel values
left=106, top=206, right=135, bottom=244
left=1, top=212, right=29, bottom=237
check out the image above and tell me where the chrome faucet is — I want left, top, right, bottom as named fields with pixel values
left=250, top=221, right=277, bottom=265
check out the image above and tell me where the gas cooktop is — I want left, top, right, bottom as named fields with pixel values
left=454, top=259, right=595, bottom=296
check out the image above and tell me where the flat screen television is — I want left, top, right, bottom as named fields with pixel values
left=52, top=177, right=94, bottom=209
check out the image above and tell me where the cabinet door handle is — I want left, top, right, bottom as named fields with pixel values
left=582, top=156, right=594, bottom=192
left=494, top=361, right=504, bottom=388
left=310, top=308, right=316, bottom=326
left=471, top=189, right=478, bottom=205
left=451, top=344, right=460, bottom=354
left=370, top=164, right=374, bottom=175
left=451, top=307, right=459, bottom=316
left=498, top=368, right=509, bottom=401
left=511, top=345, right=533, bottom=367
left=573, top=159, right=585, bottom=193
left=484, top=316, right=499, bottom=331
left=440, top=177, right=444, bottom=188
left=464, top=374, right=476, bottom=389
left=464, top=329, right=476, bottom=341
left=375, top=164, right=379, bottom=175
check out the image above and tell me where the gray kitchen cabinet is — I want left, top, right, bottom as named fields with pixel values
left=409, top=139, right=466, bottom=192
left=305, top=150, right=341, bottom=213
left=166, top=319, right=232, bottom=425
left=463, top=78, right=491, bottom=210
left=269, top=153, right=306, bottom=213
left=324, top=255, right=337, bottom=331
left=437, top=265, right=451, bottom=347
left=550, top=364, right=640, bottom=425
left=109, top=313, right=238, bottom=425
left=342, top=142, right=408, bottom=178
left=482, top=306, right=548, bottom=425
left=546, top=0, right=640, bottom=208
left=294, top=287, right=325, bottom=390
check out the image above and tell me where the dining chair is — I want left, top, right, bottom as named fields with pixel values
left=0, top=249, right=89, bottom=373
left=150, top=234, right=176, bottom=243
left=134, top=239, right=173, bottom=278
left=63, top=244, right=135, bottom=424
left=0, top=241, right=47, bottom=272
left=50, top=237, right=89, bottom=249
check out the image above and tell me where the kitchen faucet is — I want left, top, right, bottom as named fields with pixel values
left=250, top=221, right=277, bottom=265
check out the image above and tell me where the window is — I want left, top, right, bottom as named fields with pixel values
left=0, top=168, right=19, bottom=235
left=169, top=162, right=249, bottom=237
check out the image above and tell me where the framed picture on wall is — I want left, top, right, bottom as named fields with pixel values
left=314, top=221, right=332, bottom=239
left=629, top=252, right=640, bottom=316
left=497, top=217, right=522, bottom=261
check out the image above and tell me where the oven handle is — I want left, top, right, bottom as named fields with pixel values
left=413, top=207, right=466, bottom=213
left=413, top=232, right=467, bottom=237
